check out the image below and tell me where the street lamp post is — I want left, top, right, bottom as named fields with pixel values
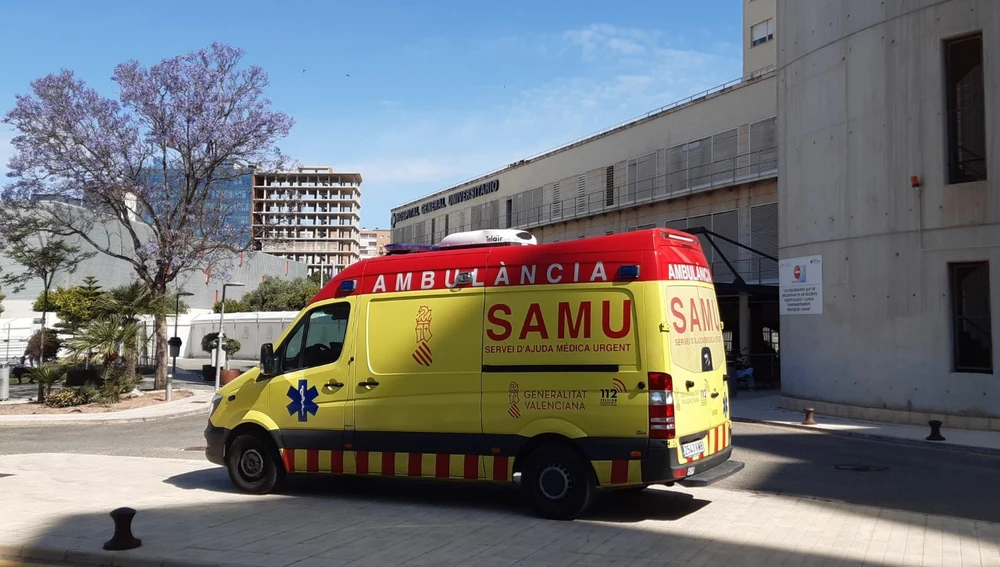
left=214, top=282, right=245, bottom=391
left=167, top=292, right=194, bottom=402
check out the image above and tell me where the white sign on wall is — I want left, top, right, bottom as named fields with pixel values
left=779, top=255, right=823, bottom=315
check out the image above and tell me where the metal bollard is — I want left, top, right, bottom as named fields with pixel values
left=802, top=408, right=818, bottom=425
left=0, top=364, right=9, bottom=402
left=103, top=507, right=142, bottom=551
left=926, top=420, right=946, bottom=441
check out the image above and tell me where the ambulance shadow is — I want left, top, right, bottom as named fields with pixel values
left=165, top=469, right=709, bottom=522
left=585, top=488, right=710, bottom=522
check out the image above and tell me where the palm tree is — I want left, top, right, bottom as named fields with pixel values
left=89, top=281, right=181, bottom=378
left=66, top=316, right=142, bottom=369
left=28, top=364, right=66, bottom=403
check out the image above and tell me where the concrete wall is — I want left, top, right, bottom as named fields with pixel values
left=0, top=202, right=309, bottom=318
left=391, top=73, right=778, bottom=246
left=778, top=0, right=1000, bottom=420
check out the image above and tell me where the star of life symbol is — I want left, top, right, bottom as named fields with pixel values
left=508, top=381, right=520, bottom=419
left=286, top=379, right=319, bottom=422
left=412, top=305, right=434, bottom=366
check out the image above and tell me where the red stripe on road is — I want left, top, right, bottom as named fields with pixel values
left=492, top=456, right=509, bottom=481
left=331, top=450, right=344, bottom=474
left=610, top=460, right=629, bottom=484
left=409, top=453, right=423, bottom=477
left=356, top=451, right=369, bottom=475
left=435, top=454, right=449, bottom=478
left=282, top=449, right=295, bottom=473
left=306, top=449, right=319, bottom=473
left=382, top=451, right=395, bottom=476
left=464, top=455, right=478, bottom=480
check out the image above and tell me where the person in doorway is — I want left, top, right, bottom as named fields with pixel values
left=735, top=348, right=756, bottom=391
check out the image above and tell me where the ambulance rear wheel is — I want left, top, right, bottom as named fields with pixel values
left=522, top=444, right=595, bottom=521
left=227, top=433, right=282, bottom=494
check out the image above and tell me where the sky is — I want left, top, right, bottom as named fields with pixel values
left=0, top=0, right=744, bottom=231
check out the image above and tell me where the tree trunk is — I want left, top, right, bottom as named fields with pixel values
left=37, top=286, right=49, bottom=403
left=153, top=315, right=168, bottom=390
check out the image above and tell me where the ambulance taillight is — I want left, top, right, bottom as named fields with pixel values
left=648, top=372, right=676, bottom=440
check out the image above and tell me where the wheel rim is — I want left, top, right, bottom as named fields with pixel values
left=538, top=464, right=572, bottom=501
left=239, top=448, right=265, bottom=481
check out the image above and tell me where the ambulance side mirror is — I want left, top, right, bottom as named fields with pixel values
left=260, top=343, right=278, bottom=378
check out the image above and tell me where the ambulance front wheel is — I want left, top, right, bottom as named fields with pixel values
left=521, top=444, right=595, bottom=521
left=226, top=433, right=283, bottom=494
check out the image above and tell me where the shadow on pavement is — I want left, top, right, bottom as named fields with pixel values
left=20, top=498, right=876, bottom=567
left=164, top=467, right=711, bottom=523
left=725, top=425, right=1000, bottom=527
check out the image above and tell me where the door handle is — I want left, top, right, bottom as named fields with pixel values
left=325, top=381, right=344, bottom=389
left=360, top=379, right=380, bottom=387
left=686, top=380, right=696, bottom=390
left=711, top=392, right=720, bottom=399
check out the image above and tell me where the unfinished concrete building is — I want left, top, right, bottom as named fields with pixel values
left=252, top=166, right=362, bottom=278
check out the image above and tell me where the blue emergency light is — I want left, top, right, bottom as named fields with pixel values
left=338, top=280, right=357, bottom=292
left=385, top=243, right=438, bottom=255
left=617, top=265, right=641, bottom=279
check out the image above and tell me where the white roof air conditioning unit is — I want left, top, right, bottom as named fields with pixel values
left=438, top=229, right=537, bottom=249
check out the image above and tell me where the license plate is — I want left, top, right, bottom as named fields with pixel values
left=681, top=439, right=706, bottom=459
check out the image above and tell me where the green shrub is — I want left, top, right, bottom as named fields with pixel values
left=44, top=386, right=98, bottom=408
left=28, top=364, right=67, bottom=397
left=96, top=358, right=141, bottom=403
left=201, top=332, right=241, bottom=356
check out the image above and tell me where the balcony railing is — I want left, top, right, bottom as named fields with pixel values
left=447, top=146, right=777, bottom=235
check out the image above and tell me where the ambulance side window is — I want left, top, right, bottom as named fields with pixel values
left=301, top=303, right=351, bottom=369
left=279, top=321, right=307, bottom=373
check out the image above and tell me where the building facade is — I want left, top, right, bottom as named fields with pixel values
left=390, top=0, right=780, bottom=375
left=359, top=228, right=391, bottom=260
left=251, top=166, right=362, bottom=279
left=778, top=0, right=998, bottom=427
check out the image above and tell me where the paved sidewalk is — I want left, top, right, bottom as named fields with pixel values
left=0, top=389, right=213, bottom=426
left=731, top=392, right=1000, bottom=456
left=1, top=453, right=998, bottom=567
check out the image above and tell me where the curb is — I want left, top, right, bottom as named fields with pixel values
left=732, top=416, right=1000, bottom=458
left=0, top=405, right=210, bottom=428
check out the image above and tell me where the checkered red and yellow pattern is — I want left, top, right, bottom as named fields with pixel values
left=280, top=449, right=514, bottom=482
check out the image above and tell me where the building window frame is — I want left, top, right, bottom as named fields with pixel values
left=949, top=261, right=993, bottom=374
left=943, top=32, right=988, bottom=185
left=750, top=18, right=774, bottom=47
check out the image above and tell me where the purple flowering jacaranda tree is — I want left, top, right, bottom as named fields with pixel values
left=2, top=43, right=296, bottom=389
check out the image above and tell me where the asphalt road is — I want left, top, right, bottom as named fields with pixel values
left=2, top=417, right=998, bottom=524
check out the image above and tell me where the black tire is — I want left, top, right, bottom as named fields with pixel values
left=521, top=444, right=595, bottom=520
left=226, top=434, right=284, bottom=494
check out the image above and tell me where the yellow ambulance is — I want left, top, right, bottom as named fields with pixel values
left=205, top=228, right=743, bottom=520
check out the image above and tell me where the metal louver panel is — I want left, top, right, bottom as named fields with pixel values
left=667, top=144, right=687, bottom=193
left=711, top=210, right=739, bottom=283
left=749, top=117, right=777, bottom=175
left=751, top=202, right=778, bottom=283
left=712, top=128, right=738, bottom=185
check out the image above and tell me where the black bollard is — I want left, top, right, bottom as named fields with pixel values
left=103, top=507, right=142, bottom=551
left=802, top=408, right=818, bottom=425
left=926, top=420, right=946, bottom=441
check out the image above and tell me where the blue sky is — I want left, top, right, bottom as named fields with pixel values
left=0, top=0, right=743, bottom=230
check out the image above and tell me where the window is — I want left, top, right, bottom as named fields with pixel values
left=278, top=303, right=351, bottom=373
left=945, top=33, right=987, bottom=184
left=950, top=262, right=992, bottom=373
left=751, top=19, right=774, bottom=47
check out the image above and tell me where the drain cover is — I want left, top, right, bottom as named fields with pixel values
left=184, top=447, right=206, bottom=452
left=833, top=464, right=888, bottom=472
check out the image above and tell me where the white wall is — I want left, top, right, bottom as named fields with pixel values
left=778, top=0, right=1000, bottom=419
